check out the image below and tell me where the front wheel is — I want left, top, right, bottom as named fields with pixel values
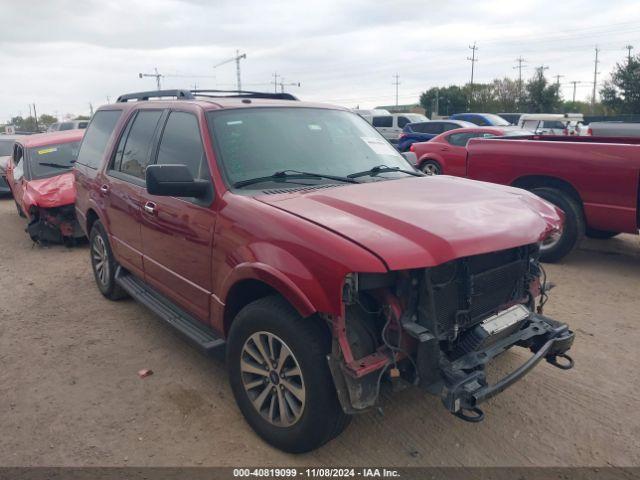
left=532, top=187, right=585, bottom=263
left=420, top=160, right=442, bottom=175
left=227, top=296, right=350, bottom=453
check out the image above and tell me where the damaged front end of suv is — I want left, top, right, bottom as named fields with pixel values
left=328, top=243, right=574, bottom=421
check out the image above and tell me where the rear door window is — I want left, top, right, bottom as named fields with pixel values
left=447, top=132, right=478, bottom=147
left=76, top=110, right=123, bottom=169
left=116, top=110, right=163, bottom=179
left=397, top=116, right=410, bottom=128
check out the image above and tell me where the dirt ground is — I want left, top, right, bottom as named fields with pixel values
left=0, top=196, right=639, bottom=467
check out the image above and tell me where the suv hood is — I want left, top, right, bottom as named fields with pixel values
left=24, top=172, right=76, bottom=209
left=256, top=176, right=562, bottom=270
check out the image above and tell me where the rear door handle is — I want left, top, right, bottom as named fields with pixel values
left=100, top=184, right=109, bottom=194
left=143, top=202, right=157, bottom=215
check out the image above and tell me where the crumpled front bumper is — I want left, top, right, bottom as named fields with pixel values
left=437, top=311, right=574, bottom=421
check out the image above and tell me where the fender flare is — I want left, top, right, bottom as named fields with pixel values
left=220, top=262, right=317, bottom=319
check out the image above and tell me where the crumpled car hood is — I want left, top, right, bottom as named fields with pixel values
left=23, top=172, right=76, bottom=209
left=256, top=176, right=562, bottom=270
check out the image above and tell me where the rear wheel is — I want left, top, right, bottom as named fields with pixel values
left=420, top=160, right=442, bottom=175
left=532, top=187, right=585, bottom=263
left=89, top=220, right=128, bottom=300
left=585, top=228, right=619, bottom=239
left=227, top=296, right=350, bottom=453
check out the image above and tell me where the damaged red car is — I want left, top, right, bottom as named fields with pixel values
left=6, top=129, right=85, bottom=244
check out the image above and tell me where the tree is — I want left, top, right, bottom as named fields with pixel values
left=600, top=54, right=640, bottom=114
left=39, top=114, right=58, bottom=127
left=524, top=67, right=561, bottom=113
left=9, top=115, right=38, bottom=132
left=419, top=85, right=468, bottom=117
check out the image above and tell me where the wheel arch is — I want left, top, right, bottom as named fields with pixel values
left=511, top=175, right=583, bottom=206
left=221, top=264, right=318, bottom=336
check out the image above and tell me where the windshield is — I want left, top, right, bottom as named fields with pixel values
left=0, top=140, right=14, bottom=156
left=27, top=141, right=81, bottom=179
left=484, top=114, right=510, bottom=126
left=207, top=107, right=413, bottom=188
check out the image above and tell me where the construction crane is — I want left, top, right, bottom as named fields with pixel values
left=213, top=50, right=247, bottom=91
left=139, top=68, right=163, bottom=90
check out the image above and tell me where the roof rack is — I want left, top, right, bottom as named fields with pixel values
left=116, top=89, right=195, bottom=102
left=191, top=89, right=299, bottom=101
left=115, top=89, right=299, bottom=104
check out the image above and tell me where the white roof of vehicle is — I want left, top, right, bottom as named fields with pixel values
left=519, top=113, right=584, bottom=121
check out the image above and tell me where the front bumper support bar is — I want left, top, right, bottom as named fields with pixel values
left=439, top=313, right=574, bottom=420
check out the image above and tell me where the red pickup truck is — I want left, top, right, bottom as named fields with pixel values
left=413, top=135, right=640, bottom=262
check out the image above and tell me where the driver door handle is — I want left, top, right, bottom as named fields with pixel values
left=99, top=184, right=110, bottom=194
left=144, top=201, right=157, bottom=215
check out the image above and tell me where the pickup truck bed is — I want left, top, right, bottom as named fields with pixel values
left=465, top=136, right=640, bottom=261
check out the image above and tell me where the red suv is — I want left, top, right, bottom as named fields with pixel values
left=74, top=89, right=574, bottom=453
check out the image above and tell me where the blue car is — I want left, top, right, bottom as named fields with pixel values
left=398, top=120, right=475, bottom=152
left=449, top=113, right=512, bottom=126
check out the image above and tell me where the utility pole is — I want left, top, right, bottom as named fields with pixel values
left=569, top=81, right=581, bottom=103
left=89, top=103, right=94, bottom=116
left=392, top=74, right=400, bottom=107
left=33, top=103, right=38, bottom=131
left=513, top=56, right=527, bottom=101
left=467, top=42, right=478, bottom=87
left=213, top=50, right=247, bottom=91
left=592, top=46, right=600, bottom=109
left=138, top=67, right=163, bottom=90
left=272, top=73, right=280, bottom=93
left=624, top=44, right=634, bottom=63
left=554, top=74, right=564, bottom=87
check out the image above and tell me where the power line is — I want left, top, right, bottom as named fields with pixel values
left=392, top=74, right=400, bottom=107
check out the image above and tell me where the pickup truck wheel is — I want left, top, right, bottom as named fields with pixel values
left=420, top=160, right=441, bottom=175
left=89, top=220, right=128, bottom=300
left=585, top=228, right=619, bottom=239
left=227, top=296, right=350, bottom=453
left=532, top=187, right=585, bottom=263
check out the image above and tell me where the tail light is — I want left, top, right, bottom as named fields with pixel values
left=399, top=133, right=406, bottom=140
left=409, top=144, right=415, bottom=152
left=562, top=128, right=568, bottom=135
left=587, top=127, right=593, bottom=136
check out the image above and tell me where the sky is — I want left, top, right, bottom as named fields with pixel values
left=1, top=0, right=639, bottom=122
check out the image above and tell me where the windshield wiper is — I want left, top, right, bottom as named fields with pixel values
left=233, top=169, right=360, bottom=188
left=347, top=164, right=424, bottom=179
left=37, top=162, right=73, bottom=169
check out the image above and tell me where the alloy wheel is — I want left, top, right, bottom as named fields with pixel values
left=240, top=331, right=306, bottom=427
left=92, top=235, right=109, bottom=286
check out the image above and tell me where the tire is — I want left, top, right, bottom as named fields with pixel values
left=420, top=160, right=442, bottom=175
left=532, top=187, right=585, bottom=263
left=585, top=228, right=619, bottom=239
left=89, top=220, right=128, bottom=300
left=227, top=296, right=350, bottom=453
left=15, top=201, right=25, bottom=218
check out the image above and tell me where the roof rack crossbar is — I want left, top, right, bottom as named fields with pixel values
left=191, top=89, right=298, bottom=101
left=116, top=89, right=195, bottom=103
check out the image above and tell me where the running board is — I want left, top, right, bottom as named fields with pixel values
left=115, top=267, right=225, bottom=354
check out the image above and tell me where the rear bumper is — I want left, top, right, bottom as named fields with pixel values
left=438, top=312, right=574, bottom=419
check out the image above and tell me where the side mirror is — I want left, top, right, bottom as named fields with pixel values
left=146, top=164, right=209, bottom=198
left=401, top=151, right=417, bottom=166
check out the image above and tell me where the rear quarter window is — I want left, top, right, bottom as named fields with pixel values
left=75, top=110, right=123, bottom=169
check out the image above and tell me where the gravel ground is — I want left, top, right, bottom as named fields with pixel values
left=0, top=197, right=639, bottom=467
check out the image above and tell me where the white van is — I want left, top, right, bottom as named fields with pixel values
left=369, top=113, right=429, bottom=144
left=518, top=113, right=584, bottom=135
